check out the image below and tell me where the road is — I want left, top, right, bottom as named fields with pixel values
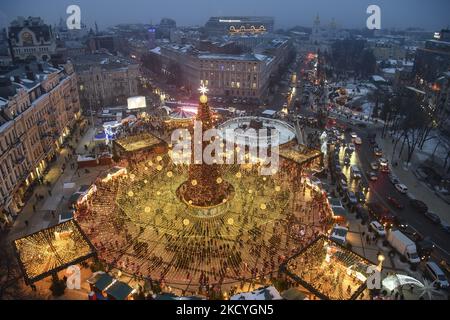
left=292, top=50, right=450, bottom=262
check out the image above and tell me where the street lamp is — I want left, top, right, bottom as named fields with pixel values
left=377, top=252, right=385, bottom=271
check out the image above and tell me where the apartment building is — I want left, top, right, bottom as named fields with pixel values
left=72, top=53, right=140, bottom=110
left=0, top=61, right=80, bottom=228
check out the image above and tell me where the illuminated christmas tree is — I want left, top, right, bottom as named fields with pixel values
left=178, top=85, right=233, bottom=207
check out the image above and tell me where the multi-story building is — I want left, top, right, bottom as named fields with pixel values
left=198, top=53, right=273, bottom=99
left=369, top=40, right=406, bottom=61
left=0, top=61, right=80, bottom=228
left=72, top=53, right=140, bottom=110
left=414, top=29, right=450, bottom=83
left=204, top=16, right=274, bottom=37
left=8, top=16, right=57, bottom=61
left=150, top=41, right=286, bottom=101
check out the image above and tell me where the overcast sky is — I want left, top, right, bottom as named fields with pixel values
left=1, top=0, right=449, bottom=31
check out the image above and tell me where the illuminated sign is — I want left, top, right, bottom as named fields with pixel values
left=127, top=96, right=146, bottom=110
left=219, top=19, right=242, bottom=23
left=229, top=25, right=266, bottom=34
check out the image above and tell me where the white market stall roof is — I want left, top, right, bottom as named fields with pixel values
left=230, top=286, right=283, bottom=300
left=262, top=109, right=277, bottom=116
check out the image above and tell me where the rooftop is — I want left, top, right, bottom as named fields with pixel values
left=70, top=53, right=137, bottom=71
left=114, top=133, right=165, bottom=153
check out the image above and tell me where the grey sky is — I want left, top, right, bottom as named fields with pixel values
left=0, top=0, right=449, bottom=31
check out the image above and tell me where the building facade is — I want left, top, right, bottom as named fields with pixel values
left=73, top=54, right=140, bottom=110
left=0, top=61, right=81, bottom=228
left=414, top=30, right=450, bottom=83
left=8, top=16, right=57, bottom=61
left=151, top=43, right=283, bottom=101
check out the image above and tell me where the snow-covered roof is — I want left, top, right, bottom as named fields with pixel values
left=371, top=75, right=387, bottom=83
left=150, top=47, right=161, bottom=55
left=230, top=286, right=283, bottom=300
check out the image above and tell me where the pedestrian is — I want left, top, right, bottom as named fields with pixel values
left=25, top=220, right=29, bottom=227
left=48, top=189, right=52, bottom=196
left=32, top=204, right=36, bottom=212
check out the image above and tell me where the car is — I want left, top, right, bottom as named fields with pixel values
left=424, top=211, right=441, bottom=224
left=350, top=165, right=362, bottom=179
left=373, top=147, right=383, bottom=156
left=370, top=162, right=379, bottom=170
left=424, top=261, right=449, bottom=289
left=416, top=238, right=435, bottom=261
left=367, top=171, right=378, bottom=181
left=367, top=203, right=395, bottom=227
left=345, top=191, right=358, bottom=206
left=330, top=225, right=348, bottom=245
left=343, top=156, right=350, bottom=166
left=370, top=221, right=387, bottom=237
left=394, top=216, right=408, bottom=230
left=347, top=143, right=356, bottom=152
left=410, top=199, right=428, bottom=214
left=388, top=173, right=400, bottom=185
left=355, top=204, right=370, bottom=224
left=395, top=184, right=408, bottom=194
left=355, top=191, right=366, bottom=204
left=387, top=196, right=404, bottom=209
left=350, top=132, right=358, bottom=139
left=354, top=137, right=362, bottom=145
left=441, top=221, right=450, bottom=234
left=378, top=158, right=389, bottom=166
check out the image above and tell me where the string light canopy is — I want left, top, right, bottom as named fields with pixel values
left=12, top=220, right=96, bottom=285
left=281, top=236, right=372, bottom=300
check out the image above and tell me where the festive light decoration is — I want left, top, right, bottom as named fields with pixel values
left=13, top=220, right=96, bottom=285
left=283, top=236, right=371, bottom=300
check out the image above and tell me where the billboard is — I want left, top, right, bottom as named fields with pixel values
left=127, top=96, right=146, bottom=110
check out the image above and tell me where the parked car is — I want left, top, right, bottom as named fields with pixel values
left=410, top=199, right=428, bottom=214
left=355, top=191, right=366, bottom=204
left=367, top=171, right=378, bottom=181
left=350, top=132, right=358, bottom=139
left=424, top=211, right=441, bottom=224
left=355, top=204, right=370, bottom=224
left=395, top=184, right=408, bottom=194
left=441, top=221, right=450, bottom=234
left=345, top=191, right=358, bottom=206
left=373, top=147, right=383, bottom=156
left=370, top=162, right=379, bottom=170
left=330, top=225, right=348, bottom=245
left=370, top=221, right=386, bottom=237
left=387, top=196, right=404, bottom=209
left=424, top=261, right=449, bottom=289
left=354, top=137, right=362, bottom=145
left=388, top=173, right=400, bottom=185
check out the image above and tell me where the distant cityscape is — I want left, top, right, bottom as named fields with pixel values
left=0, top=9, right=450, bottom=302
